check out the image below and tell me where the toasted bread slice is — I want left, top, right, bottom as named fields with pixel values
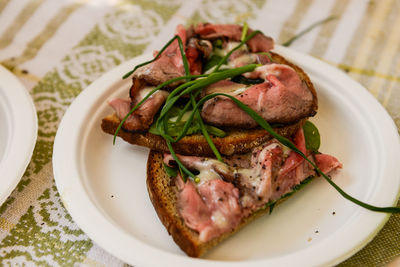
left=101, top=52, right=317, bottom=156
left=146, top=150, right=313, bottom=257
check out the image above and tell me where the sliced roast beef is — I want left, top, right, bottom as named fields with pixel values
left=132, top=25, right=187, bottom=86
left=176, top=174, right=241, bottom=242
left=200, top=80, right=247, bottom=98
left=108, top=89, right=169, bottom=132
left=278, top=128, right=307, bottom=177
left=237, top=142, right=285, bottom=212
left=132, top=25, right=212, bottom=87
left=195, top=23, right=242, bottom=40
left=166, top=127, right=342, bottom=241
left=201, top=64, right=316, bottom=128
left=314, top=153, right=342, bottom=174
left=272, top=128, right=314, bottom=200
left=133, top=55, right=184, bottom=87
left=223, top=153, right=252, bottom=169
left=246, top=30, right=274, bottom=53
left=175, top=176, right=214, bottom=241
left=194, top=23, right=274, bottom=53
left=187, top=37, right=213, bottom=75
left=197, top=179, right=241, bottom=241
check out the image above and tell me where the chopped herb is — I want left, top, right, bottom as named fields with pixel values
left=163, top=163, right=178, bottom=178
left=241, top=22, right=249, bottom=42
left=213, top=39, right=223, bottom=49
left=303, top=121, right=320, bottom=152
left=268, top=202, right=276, bottom=214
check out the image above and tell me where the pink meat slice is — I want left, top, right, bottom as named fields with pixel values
left=194, top=23, right=242, bottom=40
left=197, top=179, right=241, bottom=241
left=108, top=90, right=168, bottom=132
left=271, top=129, right=342, bottom=200
left=239, top=143, right=284, bottom=212
left=175, top=175, right=214, bottom=239
left=164, top=154, right=204, bottom=170
left=201, top=64, right=315, bottom=128
left=272, top=129, right=312, bottom=199
left=175, top=174, right=242, bottom=242
left=200, top=80, right=246, bottom=97
left=194, top=23, right=274, bottom=52
left=314, top=153, right=343, bottom=174
left=132, top=25, right=188, bottom=85
left=278, top=128, right=307, bottom=176
left=165, top=130, right=342, bottom=241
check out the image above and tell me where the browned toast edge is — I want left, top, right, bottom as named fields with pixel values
left=146, top=150, right=313, bottom=257
left=102, top=114, right=305, bottom=156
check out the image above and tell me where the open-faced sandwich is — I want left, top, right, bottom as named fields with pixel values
left=101, top=23, right=343, bottom=257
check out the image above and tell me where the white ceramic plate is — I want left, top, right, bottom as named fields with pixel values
left=53, top=46, right=400, bottom=267
left=0, top=65, right=37, bottom=206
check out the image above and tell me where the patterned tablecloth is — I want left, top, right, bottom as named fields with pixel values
left=0, top=0, right=399, bottom=266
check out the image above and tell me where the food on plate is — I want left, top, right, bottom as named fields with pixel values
left=147, top=126, right=341, bottom=257
left=101, top=23, right=343, bottom=257
left=101, top=23, right=317, bottom=156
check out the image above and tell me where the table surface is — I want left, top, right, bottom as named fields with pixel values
left=0, top=0, right=399, bottom=266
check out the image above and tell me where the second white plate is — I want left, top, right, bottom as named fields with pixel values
left=0, top=65, right=37, bottom=206
left=53, top=46, right=400, bottom=267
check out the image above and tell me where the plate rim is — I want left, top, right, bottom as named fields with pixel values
left=53, top=46, right=400, bottom=267
left=0, top=65, right=38, bottom=206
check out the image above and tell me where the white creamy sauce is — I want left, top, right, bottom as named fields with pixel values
left=194, top=142, right=284, bottom=185
left=192, top=142, right=290, bottom=199
left=214, top=41, right=247, bottom=57
left=281, top=144, right=292, bottom=157
left=138, top=86, right=156, bottom=100
left=211, top=210, right=228, bottom=229
left=235, top=168, right=259, bottom=185
left=194, top=159, right=227, bottom=184
left=262, top=142, right=281, bottom=152
left=228, top=53, right=257, bottom=69
left=204, top=64, right=230, bottom=74
left=169, top=111, right=191, bottom=122
left=231, top=86, right=248, bottom=95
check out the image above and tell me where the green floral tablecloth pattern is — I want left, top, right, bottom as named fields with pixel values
left=0, top=0, right=399, bottom=266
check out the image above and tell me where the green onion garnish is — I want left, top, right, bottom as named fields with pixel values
left=302, top=121, right=320, bottom=152
left=241, top=22, right=249, bottom=42
left=160, top=65, right=259, bottom=143
left=190, top=93, right=223, bottom=161
left=282, top=16, right=337, bottom=47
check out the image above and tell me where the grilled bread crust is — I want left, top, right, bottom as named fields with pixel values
left=146, top=150, right=305, bottom=257
left=101, top=52, right=317, bottom=156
